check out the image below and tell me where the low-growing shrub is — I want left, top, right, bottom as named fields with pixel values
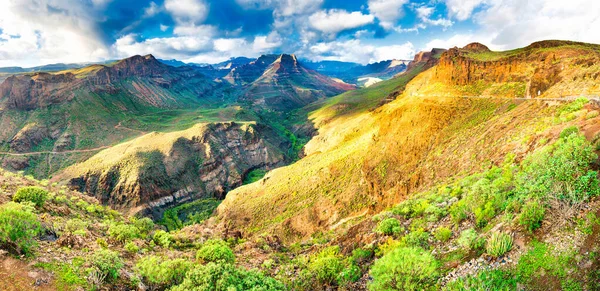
left=90, top=249, right=124, bottom=281
left=133, top=217, right=154, bottom=235
left=65, top=218, right=88, bottom=236
left=196, top=239, right=235, bottom=263
left=369, top=247, right=439, bottom=291
left=375, top=218, right=403, bottom=236
left=486, top=232, right=513, bottom=257
left=153, top=230, right=172, bottom=248
left=518, top=201, right=545, bottom=232
left=125, top=241, right=139, bottom=254
left=136, top=256, right=193, bottom=289
left=443, top=269, right=518, bottom=290
left=0, top=202, right=41, bottom=256
left=449, top=200, right=468, bottom=224
left=434, top=227, right=452, bottom=242
left=457, top=228, right=479, bottom=251
left=308, top=246, right=343, bottom=285
left=170, top=262, right=285, bottom=291
left=13, top=186, right=48, bottom=207
left=108, top=223, right=141, bottom=243
left=402, top=229, right=430, bottom=249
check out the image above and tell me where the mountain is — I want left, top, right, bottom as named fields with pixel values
left=214, top=57, right=255, bottom=70
left=0, top=54, right=229, bottom=176
left=302, top=58, right=412, bottom=86
left=216, top=41, right=600, bottom=243
left=238, top=54, right=355, bottom=110
left=158, top=59, right=189, bottom=67
left=59, top=122, right=288, bottom=218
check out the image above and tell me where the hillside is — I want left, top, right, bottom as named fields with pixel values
left=57, top=122, right=288, bottom=218
left=302, top=59, right=412, bottom=86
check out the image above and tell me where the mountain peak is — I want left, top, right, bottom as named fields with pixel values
left=463, top=42, right=490, bottom=52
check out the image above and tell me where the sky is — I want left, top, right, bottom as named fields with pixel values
left=1, top=0, right=599, bottom=67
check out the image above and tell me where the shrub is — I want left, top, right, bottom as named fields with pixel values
left=108, top=223, right=141, bottom=243
left=402, top=229, right=430, bottom=249
left=90, top=249, right=124, bottom=281
left=434, top=227, right=452, bottom=242
left=96, top=238, right=108, bottom=248
left=351, top=247, right=374, bottom=265
left=375, top=218, right=403, bottom=236
left=518, top=200, right=545, bottom=232
left=337, top=263, right=361, bottom=285
left=133, top=217, right=154, bottom=235
left=449, top=200, right=468, bottom=224
left=13, top=186, right=48, bottom=207
left=0, top=202, right=41, bottom=256
left=153, top=230, right=172, bottom=248
left=457, top=228, right=479, bottom=251
left=196, top=240, right=235, bottom=264
left=516, top=241, right=572, bottom=286
left=560, top=126, right=579, bottom=139
left=170, top=262, right=285, bottom=291
left=369, top=247, right=439, bottom=291
left=308, top=246, right=343, bottom=285
left=125, top=241, right=139, bottom=254
left=65, top=218, right=88, bottom=236
left=486, top=232, right=513, bottom=257
left=135, top=256, right=193, bottom=289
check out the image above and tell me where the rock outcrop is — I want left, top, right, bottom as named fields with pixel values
left=62, top=122, right=287, bottom=218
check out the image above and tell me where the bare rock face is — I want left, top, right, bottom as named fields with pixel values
left=0, top=73, right=78, bottom=110
left=65, top=122, right=287, bottom=218
left=462, top=42, right=490, bottom=52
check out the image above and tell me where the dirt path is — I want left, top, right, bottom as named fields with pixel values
left=0, top=146, right=111, bottom=156
left=114, top=121, right=148, bottom=135
left=0, top=255, right=56, bottom=291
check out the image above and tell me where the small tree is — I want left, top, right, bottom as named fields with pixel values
left=13, top=186, right=48, bottom=207
left=0, top=202, right=41, bottom=256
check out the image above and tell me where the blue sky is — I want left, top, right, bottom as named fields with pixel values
left=0, top=0, right=599, bottom=67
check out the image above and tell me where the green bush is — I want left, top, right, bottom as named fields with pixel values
left=486, top=232, right=513, bottom=257
left=153, top=230, right=172, bottom=248
left=196, top=240, right=235, bottom=264
left=369, top=247, right=439, bottom=291
left=337, top=263, right=361, bottom=285
left=375, top=218, right=403, bottom=236
left=457, top=228, right=479, bottom=251
left=449, top=200, right=468, bottom=224
left=402, top=229, right=430, bottom=249
left=560, top=126, right=579, bottom=139
left=518, top=200, right=545, bottom=232
left=125, top=241, right=139, bottom=254
left=133, top=217, right=155, bottom=235
left=434, top=227, right=452, bottom=242
left=170, top=262, right=285, bottom=291
left=0, top=202, right=41, bottom=256
left=64, top=218, right=88, bottom=236
left=108, top=223, right=141, bottom=243
left=516, top=241, right=572, bottom=286
left=90, top=249, right=124, bottom=281
left=136, top=256, right=193, bottom=289
left=308, top=246, right=344, bottom=285
left=13, top=186, right=48, bottom=207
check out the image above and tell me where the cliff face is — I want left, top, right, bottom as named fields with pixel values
left=434, top=41, right=600, bottom=97
left=62, top=122, right=286, bottom=218
left=0, top=73, right=79, bottom=110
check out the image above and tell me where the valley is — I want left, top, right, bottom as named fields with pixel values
left=1, top=40, right=600, bottom=291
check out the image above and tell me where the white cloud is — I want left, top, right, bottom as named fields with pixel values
left=368, top=0, right=410, bottom=30
left=236, top=0, right=323, bottom=17
left=308, top=9, right=374, bottom=36
left=113, top=33, right=213, bottom=59
left=429, top=0, right=600, bottom=51
left=415, top=6, right=453, bottom=28
left=306, top=39, right=415, bottom=64
left=144, top=1, right=161, bottom=17
left=445, top=0, right=485, bottom=21
left=253, top=32, right=282, bottom=53
left=160, top=24, right=170, bottom=32
left=0, top=0, right=109, bottom=67
left=164, top=0, right=209, bottom=24
left=173, top=24, right=216, bottom=37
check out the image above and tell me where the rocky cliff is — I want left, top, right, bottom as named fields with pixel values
left=61, top=122, right=287, bottom=218
left=434, top=40, right=600, bottom=97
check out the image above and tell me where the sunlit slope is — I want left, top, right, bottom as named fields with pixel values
left=57, top=122, right=287, bottom=217
left=216, top=41, right=600, bottom=243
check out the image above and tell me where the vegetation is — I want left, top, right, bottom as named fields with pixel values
left=12, top=186, right=48, bottom=207
left=90, top=249, right=124, bottom=282
left=375, top=217, right=403, bottom=236
left=369, top=247, right=439, bottom=291
left=136, top=256, right=193, bottom=289
left=0, top=202, right=41, bottom=256
left=486, top=232, right=513, bottom=257
left=196, top=240, right=235, bottom=264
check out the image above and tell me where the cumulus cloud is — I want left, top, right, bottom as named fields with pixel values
left=368, top=0, right=410, bottom=30
left=165, top=0, right=209, bottom=24
left=445, top=0, right=485, bottom=21
left=236, top=0, right=323, bottom=17
left=306, top=39, right=415, bottom=64
left=416, top=6, right=453, bottom=28
left=0, top=0, right=108, bottom=67
left=144, top=1, right=161, bottom=17
left=309, top=9, right=375, bottom=36
left=429, top=0, right=600, bottom=51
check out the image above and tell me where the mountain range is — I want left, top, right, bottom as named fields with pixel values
left=2, top=40, right=600, bottom=291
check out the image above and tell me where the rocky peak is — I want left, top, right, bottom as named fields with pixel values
left=462, top=42, right=490, bottom=52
